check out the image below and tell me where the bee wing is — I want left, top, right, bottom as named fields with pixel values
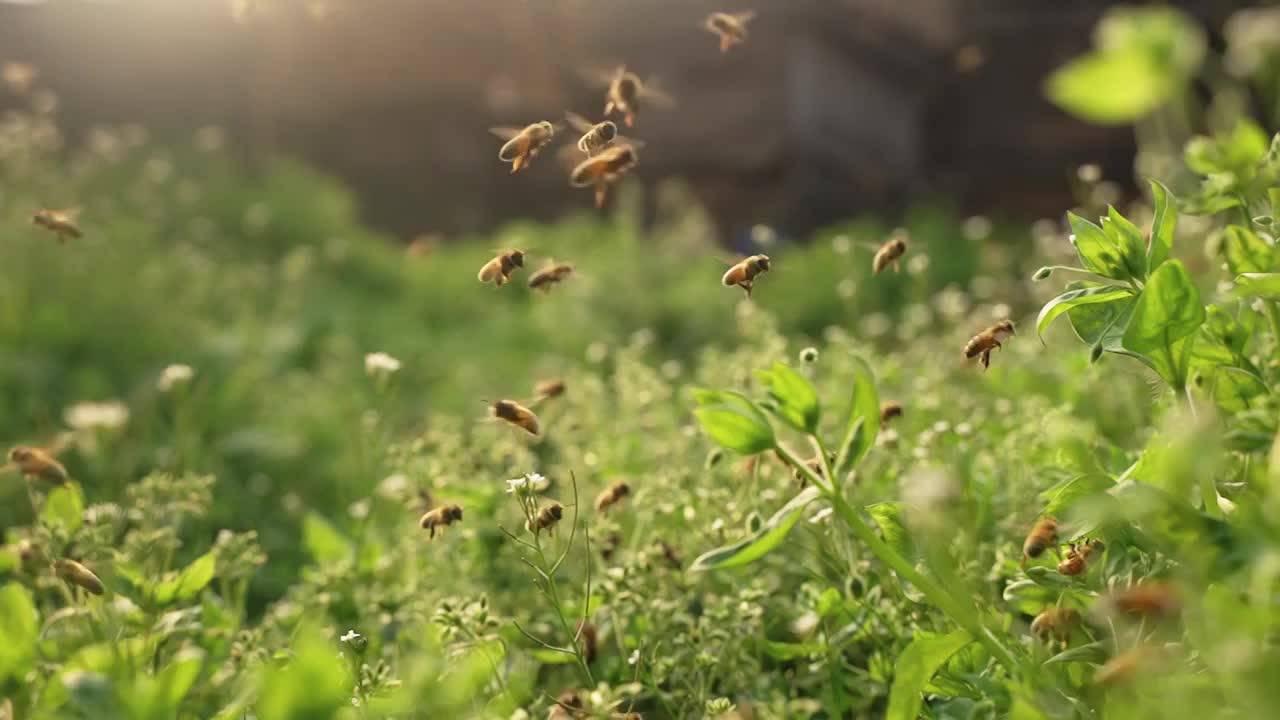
left=564, top=111, right=594, bottom=133
left=489, top=127, right=522, bottom=140
left=0, top=462, right=15, bottom=476
left=556, top=143, right=587, bottom=172
left=42, top=432, right=74, bottom=457
left=733, top=10, right=757, bottom=24
left=577, top=64, right=623, bottom=89
left=613, top=134, right=645, bottom=151
left=639, top=78, right=676, bottom=109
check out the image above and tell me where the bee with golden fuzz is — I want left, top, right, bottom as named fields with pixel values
left=879, top=401, right=903, bottom=424
left=1058, top=538, right=1104, bottom=576
left=704, top=11, right=756, bottom=52
left=964, top=319, right=1016, bottom=370
left=570, top=143, right=639, bottom=208
left=722, top=254, right=771, bottom=298
left=533, top=378, right=566, bottom=402
left=33, top=208, right=83, bottom=244
left=1020, top=516, right=1058, bottom=567
left=872, top=232, right=907, bottom=274
left=1104, top=582, right=1181, bottom=620
left=576, top=620, right=598, bottom=664
left=1030, top=607, right=1080, bottom=644
left=528, top=262, right=574, bottom=292
left=488, top=399, right=540, bottom=435
left=528, top=502, right=564, bottom=535
left=419, top=503, right=463, bottom=539
left=491, top=121, right=557, bottom=173
left=591, top=66, right=674, bottom=128
left=595, top=481, right=631, bottom=513
left=477, top=249, right=526, bottom=287
left=54, top=559, right=105, bottom=595
left=6, top=443, right=69, bottom=485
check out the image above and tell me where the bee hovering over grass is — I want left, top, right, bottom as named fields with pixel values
left=722, top=254, right=771, bottom=298
left=583, top=66, right=675, bottom=128
left=533, top=378, right=566, bottom=403
left=1102, top=582, right=1181, bottom=621
left=477, top=249, right=526, bottom=287
left=3, top=436, right=72, bottom=486
left=527, top=502, right=564, bottom=536
left=1020, top=516, right=1059, bottom=567
left=32, top=208, right=83, bottom=244
left=964, top=319, right=1015, bottom=370
left=569, top=143, right=639, bottom=208
left=491, top=121, right=559, bottom=173
left=879, top=401, right=903, bottom=424
left=486, top=399, right=541, bottom=436
left=1058, top=538, right=1104, bottom=576
left=54, top=559, right=105, bottom=595
left=871, top=231, right=907, bottom=274
left=595, top=481, right=630, bottom=513
left=1030, top=606, right=1080, bottom=645
left=528, top=262, right=574, bottom=293
left=419, top=503, right=463, bottom=539
left=2, top=62, right=37, bottom=94
left=704, top=10, right=756, bottom=53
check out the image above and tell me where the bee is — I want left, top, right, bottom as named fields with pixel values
left=491, top=121, right=558, bottom=173
left=33, top=208, right=83, bottom=243
left=879, top=401, right=903, bottom=424
left=1094, top=646, right=1156, bottom=686
left=570, top=143, right=639, bottom=208
left=54, top=559, right=105, bottom=595
left=565, top=112, right=617, bottom=156
left=477, top=249, right=526, bottom=287
left=576, top=620, right=598, bottom=664
left=585, top=66, right=674, bottom=128
left=528, top=502, right=564, bottom=535
left=722, top=254, right=771, bottom=298
left=528, top=262, right=574, bottom=292
left=419, top=503, right=463, bottom=539
left=1058, top=539, right=1105, bottom=576
left=488, top=399, right=541, bottom=435
left=1104, top=582, right=1181, bottom=620
left=549, top=690, right=587, bottom=720
left=1020, top=516, right=1058, bottom=567
left=2, top=62, right=37, bottom=94
left=1030, top=607, right=1080, bottom=644
left=655, top=539, right=682, bottom=569
left=964, top=320, right=1016, bottom=370
left=5, top=442, right=70, bottom=485
left=600, top=531, right=622, bottom=562
left=595, top=481, right=631, bottom=513
left=872, top=232, right=907, bottom=274
left=704, top=11, right=756, bottom=52
left=534, top=378, right=566, bottom=403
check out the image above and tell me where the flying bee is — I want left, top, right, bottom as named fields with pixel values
left=1094, top=646, right=1157, bottom=686
left=576, top=620, right=598, bottom=664
left=595, top=481, right=631, bottom=513
left=419, top=503, right=463, bottom=539
left=491, top=121, right=558, bottom=173
left=1103, top=582, right=1181, bottom=620
left=872, top=232, right=907, bottom=274
left=4, top=439, right=70, bottom=485
left=32, top=208, right=83, bottom=243
left=533, top=378, right=566, bottom=405
left=879, top=401, right=903, bottom=424
left=964, top=319, right=1016, bottom=370
left=704, top=11, right=756, bottom=52
left=1058, top=538, right=1105, bottom=576
left=722, top=254, right=771, bottom=298
left=1030, top=607, right=1080, bottom=645
left=487, top=399, right=541, bottom=435
left=54, top=559, right=105, bottom=595
left=600, top=531, right=622, bottom=562
left=570, top=143, right=639, bottom=208
left=528, top=262, right=574, bottom=292
left=528, top=502, right=564, bottom=535
left=477, top=249, right=525, bottom=287
left=1020, top=516, right=1058, bottom=567
left=583, top=66, right=675, bottom=128
left=2, top=62, right=37, bottom=94
left=565, top=112, right=616, bottom=156
left=655, top=539, right=682, bottom=569
left=549, top=690, right=587, bottom=720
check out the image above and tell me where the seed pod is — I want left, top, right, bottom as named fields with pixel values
left=799, top=347, right=819, bottom=363
left=54, top=559, right=105, bottom=595
left=1089, top=342, right=1105, bottom=364
left=1032, top=266, right=1053, bottom=281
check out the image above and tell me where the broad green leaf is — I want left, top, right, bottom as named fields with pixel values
left=1036, top=286, right=1132, bottom=341
left=689, top=487, right=821, bottom=571
left=256, top=627, right=348, bottom=720
left=1040, top=473, right=1115, bottom=517
left=1147, top=179, right=1176, bottom=270
left=302, top=512, right=354, bottom=565
left=1103, top=206, right=1148, bottom=279
left=1205, top=366, right=1268, bottom=413
left=129, top=648, right=205, bottom=720
left=1044, top=641, right=1109, bottom=666
left=693, top=388, right=775, bottom=455
left=760, top=639, right=825, bottom=661
left=151, top=551, right=217, bottom=606
left=1233, top=273, right=1280, bottom=300
left=755, top=362, right=820, bottom=433
left=1067, top=213, right=1127, bottom=279
left=41, top=483, right=85, bottom=533
left=866, top=502, right=916, bottom=560
left=1185, top=121, right=1269, bottom=177
left=1046, top=49, right=1176, bottom=125
left=530, top=649, right=576, bottom=665
left=1122, top=260, right=1205, bottom=386
left=1221, top=226, right=1274, bottom=275
left=0, top=583, right=38, bottom=683
left=1002, top=580, right=1061, bottom=616
left=834, top=355, right=879, bottom=474
left=886, top=631, right=973, bottom=720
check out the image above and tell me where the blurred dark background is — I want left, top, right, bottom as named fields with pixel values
left=0, top=0, right=1247, bottom=242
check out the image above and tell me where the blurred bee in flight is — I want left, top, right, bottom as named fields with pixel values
left=3, top=436, right=72, bottom=486
left=528, top=262, right=574, bottom=292
left=595, top=481, right=630, bottom=513
left=491, top=121, right=559, bottom=173
left=1020, top=516, right=1058, bottom=567
left=54, top=558, right=105, bottom=595
left=879, top=401, right=903, bottom=424
left=528, top=502, right=564, bottom=536
left=1030, top=606, right=1080, bottom=645
left=2, top=62, right=37, bottom=95
left=564, top=112, right=645, bottom=157
left=32, top=208, right=83, bottom=244
left=583, top=66, right=674, bottom=128
left=569, top=143, right=639, bottom=208
left=419, top=503, right=464, bottom=539
left=548, top=690, right=586, bottom=720
left=704, top=11, right=756, bottom=53
left=477, top=249, right=525, bottom=287
left=964, top=319, right=1015, bottom=370
left=487, top=399, right=541, bottom=436
left=872, top=230, right=907, bottom=274
left=533, top=378, right=566, bottom=403
left=722, top=254, right=771, bottom=298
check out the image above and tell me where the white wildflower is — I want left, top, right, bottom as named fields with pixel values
left=364, top=352, right=402, bottom=378
left=63, top=401, right=129, bottom=431
left=157, top=363, right=194, bottom=392
left=506, top=472, right=549, bottom=494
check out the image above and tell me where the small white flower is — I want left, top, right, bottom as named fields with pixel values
left=376, top=473, right=410, bottom=500
left=364, top=352, right=402, bottom=378
left=505, top=472, right=549, bottom=493
left=157, top=364, right=194, bottom=392
left=63, top=401, right=129, bottom=431
left=340, top=629, right=361, bottom=643
left=627, top=650, right=640, bottom=666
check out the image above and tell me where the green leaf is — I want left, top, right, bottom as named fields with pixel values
left=1040, top=473, right=1115, bottom=517
left=1046, top=49, right=1176, bottom=125
left=1103, top=206, right=1148, bottom=279
left=302, top=512, right=354, bottom=565
left=529, top=649, right=576, bottom=665
left=128, top=648, right=205, bottom=720
left=1221, top=226, right=1274, bottom=275
left=1067, top=213, right=1127, bottom=279
left=1233, top=273, right=1280, bottom=300
left=834, top=355, right=879, bottom=474
left=1122, top=260, right=1206, bottom=386
left=755, top=362, right=820, bottom=433
left=866, top=502, right=916, bottom=560
left=1147, top=179, right=1176, bottom=270
left=689, top=487, right=821, bottom=571
left=760, top=639, right=826, bottom=661
left=886, top=631, right=973, bottom=720
left=692, top=388, right=776, bottom=455
left=41, top=483, right=85, bottom=533
left=151, top=551, right=218, bottom=606
left=1044, top=641, right=1109, bottom=666
left=1204, top=366, right=1268, bottom=413
left=256, top=626, right=349, bottom=720
left=1036, top=286, right=1133, bottom=341
left=0, top=583, right=39, bottom=683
